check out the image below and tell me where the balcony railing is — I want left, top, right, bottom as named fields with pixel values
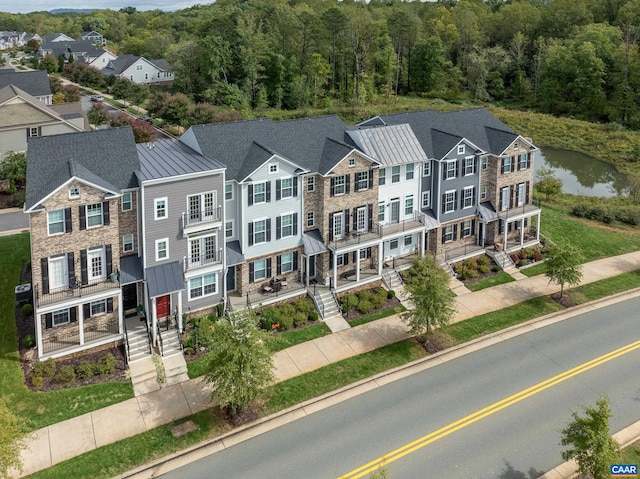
left=380, top=210, right=426, bottom=237
left=497, top=199, right=542, bottom=220
left=35, top=276, right=120, bottom=307
left=43, top=315, right=120, bottom=354
left=181, top=205, right=222, bottom=230
left=328, top=225, right=382, bottom=251
left=184, top=248, right=223, bottom=271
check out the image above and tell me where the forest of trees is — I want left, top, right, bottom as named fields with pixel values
left=2, top=0, right=640, bottom=127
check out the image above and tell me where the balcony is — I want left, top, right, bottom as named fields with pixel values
left=380, top=211, right=427, bottom=238
left=181, top=205, right=222, bottom=235
left=328, top=226, right=382, bottom=252
left=184, top=248, right=224, bottom=272
left=35, top=276, right=120, bottom=308
left=497, top=200, right=541, bottom=222
left=42, top=315, right=120, bottom=356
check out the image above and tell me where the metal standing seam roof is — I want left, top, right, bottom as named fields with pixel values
left=421, top=210, right=441, bottom=230
left=346, top=124, right=428, bottom=167
left=136, top=140, right=225, bottom=181
left=226, top=240, right=246, bottom=266
left=119, top=255, right=143, bottom=285
left=478, top=202, right=499, bottom=222
left=145, top=261, right=184, bottom=298
left=303, top=229, right=327, bottom=256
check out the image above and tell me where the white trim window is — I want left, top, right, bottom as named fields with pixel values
left=155, top=238, right=168, bottom=261
left=379, top=168, right=386, bottom=186
left=47, top=209, right=65, bottom=235
left=253, top=259, right=267, bottom=281
left=87, top=202, right=103, bottom=228
left=421, top=191, right=430, bottom=209
left=355, top=171, right=369, bottom=190
left=391, top=166, right=401, bottom=183
left=405, top=195, right=413, bottom=216
left=390, top=238, right=399, bottom=249
left=123, top=233, right=134, bottom=252
left=90, top=299, right=107, bottom=316
left=464, top=157, right=474, bottom=176
left=154, top=198, right=167, bottom=220
left=501, top=186, right=510, bottom=211
left=189, top=272, right=217, bottom=299
left=188, top=191, right=217, bottom=222
left=333, top=175, right=346, bottom=195
left=307, top=176, right=315, bottom=192
left=49, top=254, right=68, bottom=290
left=280, top=252, right=294, bottom=273
left=463, top=186, right=475, bottom=209
left=268, top=163, right=278, bottom=174
left=444, top=191, right=456, bottom=213
left=348, top=158, right=356, bottom=167
left=225, top=221, right=233, bottom=238
left=405, top=163, right=414, bottom=180
left=445, top=160, right=456, bottom=180
left=69, top=186, right=80, bottom=198
left=189, top=234, right=217, bottom=266
left=122, top=192, right=132, bottom=211
left=336, top=254, right=346, bottom=266
left=462, top=220, right=473, bottom=238
left=306, top=211, right=315, bottom=228
left=52, top=308, right=70, bottom=326
left=253, top=182, right=267, bottom=204
left=88, top=247, right=106, bottom=281
left=333, top=213, right=344, bottom=239
left=404, top=235, right=412, bottom=246
left=281, top=178, right=294, bottom=198
left=482, top=157, right=488, bottom=170
left=443, top=225, right=454, bottom=242
left=225, top=184, right=233, bottom=201
left=519, top=153, right=528, bottom=170
left=254, top=219, right=267, bottom=244
left=281, top=213, right=294, bottom=237
left=517, top=182, right=526, bottom=206
left=457, top=144, right=465, bottom=155
left=356, top=206, right=367, bottom=232
left=423, top=161, right=431, bottom=176
left=481, top=186, right=487, bottom=200
left=378, top=201, right=385, bottom=222
left=502, top=156, right=513, bottom=174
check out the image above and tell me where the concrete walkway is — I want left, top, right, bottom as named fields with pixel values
left=13, top=250, right=640, bottom=477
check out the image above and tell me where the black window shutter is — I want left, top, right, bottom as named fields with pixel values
left=293, top=213, right=298, bottom=235
left=511, top=186, right=515, bottom=208
left=455, top=161, right=459, bottom=177
left=344, top=252, right=349, bottom=265
left=276, top=216, right=282, bottom=240
left=70, top=307, right=77, bottom=322
left=80, top=249, right=88, bottom=285
left=330, top=177, right=335, bottom=197
left=368, top=170, right=374, bottom=189
left=441, top=228, right=446, bottom=242
left=352, top=251, right=357, bottom=263
left=83, top=303, right=90, bottom=318
left=266, top=258, right=272, bottom=278
left=266, top=182, right=271, bottom=202
left=293, top=177, right=298, bottom=197
left=367, top=247, right=372, bottom=258
left=79, top=205, right=86, bottom=230
left=41, top=258, right=49, bottom=294
left=107, top=298, right=113, bottom=313
left=472, top=187, right=476, bottom=206
left=67, top=252, right=74, bottom=285
left=345, top=174, right=350, bottom=194
left=344, top=209, right=350, bottom=234
left=248, top=222, right=254, bottom=246
left=527, top=153, right=531, bottom=169
left=472, top=219, right=476, bottom=233
left=45, top=313, right=52, bottom=329
left=64, top=208, right=72, bottom=233
left=266, top=218, right=272, bottom=242
left=277, top=255, right=282, bottom=275
left=293, top=252, right=298, bottom=270
left=105, top=244, right=112, bottom=275
left=249, top=262, right=255, bottom=283
left=329, top=213, right=334, bottom=241
left=102, top=201, right=110, bottom=225
left=454, top=191, right=458, bottom=210
left=354, top=173, right=359, bottom=192
left=460, top=191, right=464, bottom=209
left=352, top=207, right=358, bottom=232
left=248, top=184, right=254, bottom=206
left=526, top=181, right=530, bottom=203
left=276, top=179, right=281, bottom=201
left=442, top=165, right=446, bottom=181
left=441, top=194, right=446, bottom=214
left=453, top=224, right=458, bottom=240
left=501, top=158, right=505, bottom=174
left=367, top=204, right=373, bottom=231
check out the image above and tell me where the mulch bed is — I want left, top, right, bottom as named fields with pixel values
left=551, top=292, right=577, bottom=308
left=343, top=296, right=402, bottom=321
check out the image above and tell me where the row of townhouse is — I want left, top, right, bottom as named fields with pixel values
left=25, top=108, right=540, bottom=361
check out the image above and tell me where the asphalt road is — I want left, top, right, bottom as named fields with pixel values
left=0, top=210, right=29, bottom=232
left=160, top=297, right=640, bottom=479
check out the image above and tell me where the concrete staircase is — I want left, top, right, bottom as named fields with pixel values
left=440, top=261, right=457, bottom=278
left=125, top=319, right=152, bottom=363
left=488, top=249, right=517, bottom=272
left=311, top=286, right=342, bottom=319
left=157, top=327, right=189, bottom=386
left=382, top=268, right=404, bottom=290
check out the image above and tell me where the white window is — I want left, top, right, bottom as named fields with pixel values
left=269, top=163, right=278, bottom=174
left=359, top=249, right=369, bottom=260
left=405, top=195, right=413, bottom=215
left=463, top=187, right=474, bottom=208
left=156, top=238, right=168, bottom=260
left=189, top=273, right=217, bottom=299
left=28, top=127, right=39, bottom=138
left=404, top=235, right=413, bottom=246
left=421, top=191, right=430, bottom=209
left=90, top=299, right=106, bottom=316
left=123, top=234, right=134, bottom=252
left=482, top=157, right=488, bottom=170
left=189, top=234, right=217, bottom=266
left=392, top=166, right=401, bottom=183
left=355, top=171, right=369, bottom=190
left=501, top=187, right=510, bottom=211
left=406, top=163, right=414, bottom=180
left=458, top=144, right=465, bottom=155
left=254, top=219, right=267, bottom=244
left=122, top=192, right=132, bottom=211
left=444, top=191, right=456, bottom=213
left=188, top=192, right=217, bottom=222
left=356, top=207, right=366, bottom=232
left=253, top=259, right=267, bottom=281
left=445, top=161, right=456, bottom=180
left=226, top=221, right=233, bottom=238
left=47, top=209, right=65, bottom=235
left=52, top=308, right=70, bottom=326
left=87, top=203, right=103, bottom=228
left=390, top=239, right=399, bottom=249
left=519, top=153, right=528, bottom=170
left=333, top=213, right=344, bottom=239
left=503, top=156, right=513, bottom=173
left=88, top=247, right=106, bottom=281
left=423, top=162, right=431, bottom=176
left=481, top=186, right=487, bottom=200
left=306, top=212, right=315, bottom=227
left=225, top=184, right=233, bottom=201
left=336, top=254, right=345, bottom=267
left=462, top=220, right=473, bottom=238
left=464, top=157, right=474, bottom=176
left=378, top=201, right=385, bottom=222
left=281, top=252, right=294, bottom=273
left=253, top=182, right=267, bottom=204
left=517, top=182, right=526, bottom=206
left=349, top=158, right=356, bottom=167
left=49, top=255, right=68, bottom=290
left=281, top=214, right=294, bottom=237
left=333, top=175, right=346, bottom=195
left=154, top=198, right=167, bottom=220
left=307, top=176, right=315, bottom=192
left=281, top=178, right=294, bottom=198
left=514, top=142, right=519, bottom=150
left=443, top=225, right=454, bottom=242
left=136, top=64, right=142, bottom=70
left=379, top=168, right=386, bottom=186
left=69, top=186, right=80, bottom=198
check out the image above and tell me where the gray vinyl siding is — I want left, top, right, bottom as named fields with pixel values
left=434, top=152, right=481, bottom=223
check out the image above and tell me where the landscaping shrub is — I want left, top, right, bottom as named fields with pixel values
left=358, top=290, right=374, bottom=304
left=293, top=299, right=314, bottom=315
left=356, top=298, right=374, bottom=314
left=293, top=311, right=307, bottom=328
left=31, top=373, right=44, bottom=388
left=387, top=290, right=396, bottom=299
left=510, top=253, right=520, bottom=263
left=533, top=252, right=543, bottom=261
left=518, top=259, right=526, bottom=267
left=277, top=315, right=294, bottom=330
left=183, top=347, right=195, bottom=355
left=21, top=303, right=33, bottom=316
left=308, top=312, right=318, bottom=321
left=259, top=307, right=278, bottom=330
left=492, top=265, right=501, bottom=272
left=478, top=263, right=491, bottom=274
left=466, top=268, right=479, bottom=279
left=370, top=289, right=386, bottom=309
left=33, top=358, right=56, bottom=378
left=76, top=361, right=95, bottom=379
left=342, top=294, right=359, bottom=311
left=216, top=303, right=224, bottom=317
left=21, top=334, right=34, bottom=348
left=95, top=353, right=116, bottom=375
left=54, top=365, right=76, bottom=385
left=477, top=255, right=490, bottom=267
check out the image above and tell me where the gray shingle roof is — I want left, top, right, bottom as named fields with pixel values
left=430, top=129, right=463, bottom=159
left=346, top=124, right=427, bottom=166
left=149, top=59, right=171, bottom=71
left=102, top=54, right=139, bottom=75
left=25, top=127, right=139, bottom=210
left=136, top=139, right=224, bottom=182
left=0, top=70, right=51, bottom=98
left=226, top=240, right=246, bottom=266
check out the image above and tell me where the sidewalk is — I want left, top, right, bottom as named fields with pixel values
left=13, top=251, right=640, bottom=477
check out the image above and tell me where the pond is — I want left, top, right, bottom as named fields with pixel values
left=534, top=147, right=630, bottom=197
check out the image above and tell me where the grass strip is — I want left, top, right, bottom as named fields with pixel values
left=348, top=305, right=407, bottom=327
left=520, top=262, right=547, bottom=277
left=568, top=270, right=640, bottom=304
left=466, top=272, right=516, bottom=292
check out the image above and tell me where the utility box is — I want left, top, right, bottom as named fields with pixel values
left=15, top=283, right=32, bottom=305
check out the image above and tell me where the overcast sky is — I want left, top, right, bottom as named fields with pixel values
left=2, top=1, right=210, bottom=14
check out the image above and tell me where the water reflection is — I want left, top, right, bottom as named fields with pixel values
left=534, top=147, right=629, bottom=197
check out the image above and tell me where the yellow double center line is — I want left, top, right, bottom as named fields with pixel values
left=339, top=339, right=640, bottom=479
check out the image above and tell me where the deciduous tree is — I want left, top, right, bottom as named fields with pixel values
left=545, top=242, right=584, bottom=298
left=534, top=166, right=563, bottom=200
left=0, top=399, right=27, bottom=478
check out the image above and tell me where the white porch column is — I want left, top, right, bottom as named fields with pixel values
left=377, top=243, right=383, bottom=275
left=78, top=305, right=85, bottom=345
left=420, top=230, right=426, bottom=256
left=305, top=254, right=310, bottom=288
left=118, top=292, right=124, bottom=334
left=503, top=221, right=507, bottom=251
left=520, top=218, right=525, bottom=245
left=536, top=214, right=541, bottom=241
left=355, top=249, right=361, bottom=283
left=333, top=252, right=338, bottom=290
left=177, top=291, right=183, bottom=333
left=36, top=312, right=43, bottom=358
left=151, top=297, right=157, bottom=345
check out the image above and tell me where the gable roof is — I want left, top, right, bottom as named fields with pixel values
left=25, top=127, right=139, bottom=211
left=103, top=54, right=139, bottom=75
left=148, top=59, right=171, bottom=71
left=0, top=70, right=51, bottom=98
left=45, top=40, right=97, bottom=58
left=42, top=33, right=74, bottom=43
left=345, top=123, right=428, bottom=166
left=0, top=85, right=82, bottom=130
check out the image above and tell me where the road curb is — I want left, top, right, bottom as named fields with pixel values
left=116, top=287, right=640, bottom=479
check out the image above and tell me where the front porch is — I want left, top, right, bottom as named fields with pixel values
left=335, top=268, right=381, bottom=293
left=383, top=251, right=419, bottom=271
left=227, top=278, right=307, bottom=311
left=42, top=316, right=122, bottom=358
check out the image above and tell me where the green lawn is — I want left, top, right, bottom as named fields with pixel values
left=0, top=235, right=134, bottom=431
left=466, top=272, right=516, bottom=292
left=568, top=270, right=640, bottom=304
left=348, top=304, right=407, bottom=327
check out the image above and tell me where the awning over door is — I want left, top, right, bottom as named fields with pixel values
left=145, top=261, right=184, bottom=298
left=119, top=255, right=143, bottom=285
left=226, top=240, right=246, bottom=267
left=303, top=229, right=327, bottom=255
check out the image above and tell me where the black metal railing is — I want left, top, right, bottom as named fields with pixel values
left=143, top=317, right=152, bottom=355
left=84, top=317, right=119, bottom=343
left=328, top=225, right=383, bottom=250
left=42, top=316, right=120, bottom=354
left=380, top=211, right=425, bottom=236
left=36, top=276, right=120, bottom=307
left=309, top=284, right=324, bottom=318
left=183, top=249, right=223, bottom=271
left=156, top=322, right=164, bottom=356
left=182, top=205, right=222, bottom=229
left=123, top=317, right=130, bottom=365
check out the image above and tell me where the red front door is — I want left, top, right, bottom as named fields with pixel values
left=156, top=295, right=170, bottom=318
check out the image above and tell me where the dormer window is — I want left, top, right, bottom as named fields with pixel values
left=457, top=144, right=465, bottom=155
left=269, top=164, right=278, bottom=174
left=69, top=186, right=80, bottom=198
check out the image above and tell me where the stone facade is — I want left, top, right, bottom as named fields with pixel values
left=118, top=189, right=138, bottom=256
left=237, top=246, right=304, bottom=296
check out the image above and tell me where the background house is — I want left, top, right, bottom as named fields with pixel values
left=102, top=55, right=174, bottom=85
left=0, top=70, right=53, bottom=105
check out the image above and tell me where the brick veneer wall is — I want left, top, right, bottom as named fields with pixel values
left=118, top=190, right=138, bottom=256
left=237, top=246, right=304, bottom=296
